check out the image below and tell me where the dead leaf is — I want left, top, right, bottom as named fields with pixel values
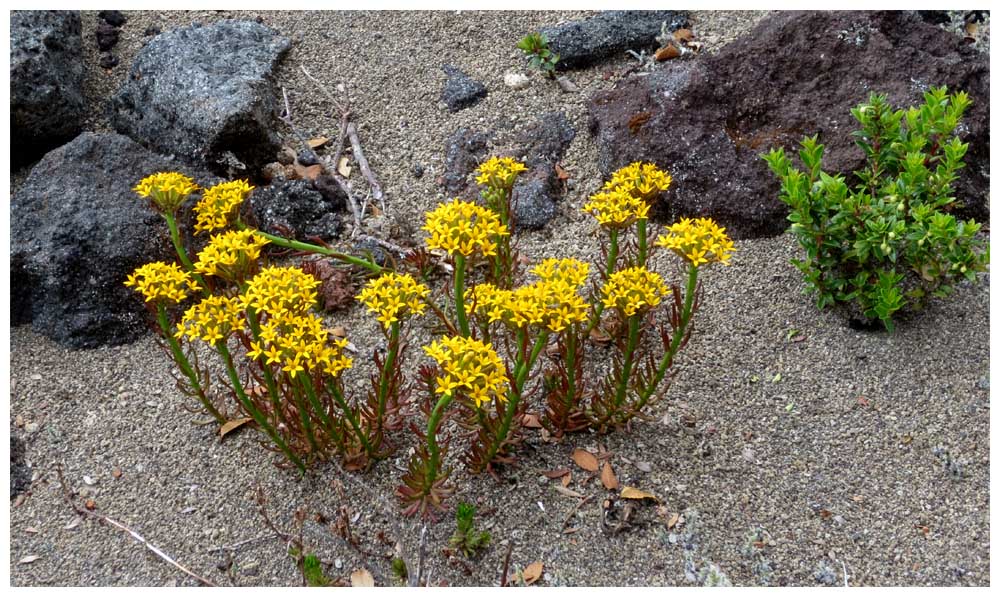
left=819, top=509, right=833, bottom=519
left=19, top=555, right=40, bottom=564
left=64, top=518, right=82, bottom=530
left=331, top=326, right=348, bottom=339
left=857, top=395, right=870, bottom=407
left=307, top=137, right=329, bottom=149
left=667, top=512, right=681, bottom=529
left=522, top=413, right=542, bottom=429
left=84, top=499, right=96, bottom=511
left=25, top=527, right=39, bottom=534
left=337, top=155, right=352, bottom=177
left=540, top=468, right=569, bottom=479
left=111, top=467, right=122, bottom=479
left=553, top=485, right=584, bottom=499
left=219, top=417, right=253, bottom=439
left=589, top=327, right=612, bottom=345
left=620, top=486, right=658, bottom=502
left=522, top=561, right=543, bottom=585
left=294, top=163, right=323, bottom=180
left=628, top=111, right=652, bottom=134
left=561, top=473, right=571, bottom=488
left=554, top=163, right=570, bottom=181
left=572, top=448, right=599, bottom=472
left=350, top=568, right=375, bottom=587
left=852, top=495, right=864, bottom=503
left=915, top=524, right=930, bottom=537
left=673, top=28, right=695, bottom=42
left=655, top=44, right=681, bottom=61
left=600, top=462, right=619, bottom=490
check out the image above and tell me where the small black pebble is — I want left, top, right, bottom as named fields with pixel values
left=255, top=15, right=264, bottom=24
left=99, top=52, right=119, bottom=69
left=98, top=10, right=127, bottom=27
left=143, top=25, right=161, bottom=37
left=95, top=21, right=119, bottom=52
left=412, top=164, right=424, bottom=179
left=296, top=150, right=320, bottom=167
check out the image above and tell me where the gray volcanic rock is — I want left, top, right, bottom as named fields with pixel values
left=539, top=10, right=688, bottom=70
left=248, top=178, right=343, bottom=242
left=10, top=132, right=214, bottom=348
left=588, top=11, right=990, bottom=239
left=442, top=128, right=491, bottom=196
left=512, top=168, right=560, bottom=231
left=510, top=111, right=576, bottom=230
left=441, top=64, right=488, bottom=112
left=109, top=20, right=291, bottom=175
left=10, top=10, right=85, bottom=165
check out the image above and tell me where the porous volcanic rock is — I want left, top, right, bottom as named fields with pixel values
left=539, top=10, right=688, bottom=70
left=109, top=20, right=291, bottom=176
left=441, top=64, right=488, bottom=112
left=10, top=10, right=85, bottom=165
left=442, top=128, right=492, bottom=196
left=10, top=132, right=214, bottom=348
left=588, top=11, right=990, bottom=239
left=248, top=178, right=343, bottom=242
left=509, top=111, right=576, bottom=230
left=10, top=432, right=30, bottom=500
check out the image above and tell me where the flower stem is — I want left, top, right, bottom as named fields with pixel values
left=155, top=304, right=224, bottom=424
left=637, top=218, right=648, bottom=266
left=613, top=316, right=642, bottom=411
left=244, top=308, right=288, bottom=430
left=375, top=321, right=401, bottom=443
left=298, top=373, right=343, bottom=453
left=216, top=341, right=305, bottom=472
left=453, top=254, right=471, bottom=337
left=163, top=213, right=208, bottom=289
left=425, top=393, right=456, bottom=488
left=587, top=228, right=620, bottom=333
left=636, top=265, right=699, bottom=410
left=563, top=327, right=578, bottom=418
left=329, top=382, right=373, bottom=458
left=238, top=224, right=383, bottom=274
left=482, top=329, right=548, bottom=467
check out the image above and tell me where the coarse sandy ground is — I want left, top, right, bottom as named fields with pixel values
left=8, top=9, right=990, bottom=587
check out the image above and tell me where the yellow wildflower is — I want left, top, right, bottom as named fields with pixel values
left=601, top=266, right=670, bottom=317
left=424, top=336, right=508, bottom=407
left=603, top=162, right=672, bottom=202
left=193, top=180, right=254, bottom=234
left=582, top=187, right=650, bottom=228
left=242, top=266, right=320, bottom=318
left=252, top=311, right=352, bottom=378
left=194, top=229, right=270, bottom=281
left=475, top=156, right=528, bottom=189
left=655, top=217, right=735, bottom=267
left=356, top=272, right=430, bottom=329
left=175, top=295, right=244, bottom=343
left=423, top=199, right=509, bottom=257
left=124, top=261, right=199, bottom=304
left=133, top=172, right=199, bottom=213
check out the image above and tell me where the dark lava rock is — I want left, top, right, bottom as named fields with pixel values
left=540, top=10, right=688, bottom=70
left=143, top=25, right=161, bottom=37
left=10, top=432, right=30, bottom=500
left=512, top=168, right=560, bottom=231
left=109, top=20, right=291, bottom=176
left=509, top=111, right=576, bottom=230
left=588, top=11, right=990, bottom=239
left=99, top=52, right=119, bottom=69
left=95, top=20, right=119, bottom=51
left=441, top=64, right=488, bottom=112
left=296, top=149, right=320, bottom=167
left=10, top=10, right=85, bottom=166
left=248, top=179, right=343, bottom=242
left=98, top=9, right=126, bottom=27
left=442, top=128, right=491, bottom=196
left=352, top=238, right=390, bottom=268
left=11, top=132, right=214, bottom=348
left=412, top=163, right=425, bottom=179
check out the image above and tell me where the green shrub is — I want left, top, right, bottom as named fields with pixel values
left=449, top=502, right=491, bottom=557
left=516, top=32, right=559, bottom=78
left=763, top=87, right=988, bottom=331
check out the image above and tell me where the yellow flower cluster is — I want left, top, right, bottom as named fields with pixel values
left=583, top=188, right=650, bottom=228
left=424, top=336, right=508, bottom=407
left=356, top=272, right=430, bottom=329
left=466, top=258, right=590, bottom=332
left=603, top=162, right=672, bottom=202
left=423, top=199, right=509, bottom=257
left=242, top=266, right=320, bottom=318
left=133, top=172, right=199, bottom=213
left=193, top=180, right=254, bottom=234
left=248, top=311, right=352, bottom=378
left=655, top=217, right=735, bottom=267
left=175, top=295, right=244, bottom=344
left=124, top=261, right=199, bottom=304
left=601, top=266, right=671, bottom=317
left=475, top=157, right=528, bottom=189
left=194, top=229, right=270, bottom=280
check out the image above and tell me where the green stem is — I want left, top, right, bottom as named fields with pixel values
left=483, top=329, right=548, bottom=466
left=238, top=223, right=383, bottom=274
left=164, top=213, right=208, bottom=289
left=637, top=218, right=648, bottom=266
left=298, top=374, right=343, bottom=454
left=425, top=393, right=456, bottom=488
left=329, top=382, right=373, bottom=457
left=587, top=228, right=620, bottom=333
left=375, top=322, right=401, bottom=441
left=453, top=254, right=471, bottom=337
left=563, top=327, right=578, bottom=417
left=636, top=265, right=699, bottom=410
left=155, top=304, right=224, bottom=424
left=614, top=316, right=642, bottom=409
left=216, top=342, right=304, bottom=472
left=244, top=308, right=287, bottom=430
left=290, top=381, right=321, bottom=456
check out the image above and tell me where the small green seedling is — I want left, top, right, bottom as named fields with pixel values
left=517, top=32, right=559, bottom=78
left=449, top=502, right=491, bottom=557
left=302, top=553, right=331, bottom=587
